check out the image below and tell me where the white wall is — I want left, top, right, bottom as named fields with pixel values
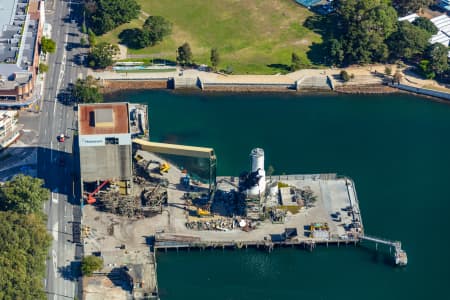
left=79, top=133, right=131, bottom=147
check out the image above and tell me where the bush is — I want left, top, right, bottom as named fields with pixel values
left=88, top=42, right=119, bottom=69
left=385, top=66, right=392, bottom=76
left=41, top=37, right=56, bottom=54
left=38, top=63, right=48, bottom=73
left=340, top=70, right=350, bottom=82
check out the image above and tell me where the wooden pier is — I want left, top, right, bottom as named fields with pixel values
left=153, top=234, right=407, bottom=266
left=154, top=237, right=360, bottom=253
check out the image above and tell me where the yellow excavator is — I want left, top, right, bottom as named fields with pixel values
left=197, top=207, right=211, bottom=217
left=159, top=162, right=170, bottom=173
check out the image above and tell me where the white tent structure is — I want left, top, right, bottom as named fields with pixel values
left=398, top=14, right=450, bottom=57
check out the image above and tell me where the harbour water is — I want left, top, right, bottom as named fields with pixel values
left=107, top=91, right=450, bottom=300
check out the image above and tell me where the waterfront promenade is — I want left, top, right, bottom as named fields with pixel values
left=89, top=64, right=450, bottom=101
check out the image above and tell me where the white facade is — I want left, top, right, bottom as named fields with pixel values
left=79, top=133, right=132, bottom=147
left=0, top=110, right=19, bottom=149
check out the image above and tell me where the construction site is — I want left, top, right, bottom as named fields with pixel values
left=80, top=103, right=407, bottom=300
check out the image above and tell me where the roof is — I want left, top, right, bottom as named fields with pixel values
left=398, top=13, right=419, bottom=23
left=0, top=0, right=17, bottom=31
left=0, top=0, right=36, bottom=69
left=78, top=103, right=130, bottom=135
left=0, top=0, right=41, bottom=95
left=430, top=15, right=450, bottom=47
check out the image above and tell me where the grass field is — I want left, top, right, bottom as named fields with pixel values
left=98, top=0, right=322, bottom=74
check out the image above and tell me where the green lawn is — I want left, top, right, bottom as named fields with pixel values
left=98, top=0, right=322, bottom=74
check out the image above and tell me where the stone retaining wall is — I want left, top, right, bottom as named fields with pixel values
left=335, top=84, right=397, bottom=94
left=101, top=79, right=169, bottom=93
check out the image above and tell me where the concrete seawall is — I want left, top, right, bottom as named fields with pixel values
left=389, top=83, right=450, bottom=101
left=93, top=66, right=441, bottom=96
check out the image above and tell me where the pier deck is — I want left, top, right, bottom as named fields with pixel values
left=159, top=166, right=364, bottom=247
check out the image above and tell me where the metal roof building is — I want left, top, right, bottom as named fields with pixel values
left=0, top=0, right=44, bottom=108
left=78, top=102, right=132, bottom=183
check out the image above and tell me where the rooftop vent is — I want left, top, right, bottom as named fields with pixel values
left=93, top=108, right=114, bottom=128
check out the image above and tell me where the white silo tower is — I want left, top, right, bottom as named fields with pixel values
left=248, top=148, right=266, bottom=196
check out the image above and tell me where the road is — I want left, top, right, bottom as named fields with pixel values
left=38, top=0, right=87, bottom=299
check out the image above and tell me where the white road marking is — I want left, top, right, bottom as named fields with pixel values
left=52, top=193, right=58, bottom=203
left=52, top=249, right=57, bottom=276
left=52, top=222, right=58, bottom=241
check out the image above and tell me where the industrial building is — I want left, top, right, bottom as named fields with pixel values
left=78, top=103, right=133, bottom=190
left=0, top=0, right=45, bottom=108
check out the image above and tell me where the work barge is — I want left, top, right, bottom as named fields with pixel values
left=80, top=103, right=407, bottom=300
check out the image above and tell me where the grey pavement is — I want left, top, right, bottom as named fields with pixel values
left=38, top=0, right=87, bottom=299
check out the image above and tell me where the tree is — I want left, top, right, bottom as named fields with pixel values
left=88, top=42, right=119, bottom=69
left=88, top=28, right=96, bottom=46
left=0, top=175, right=49, bottom=215
left=393, top=70, right=403, bottom=83
left=119, top=16, right=171, bottom=49
left=80, top=37, right=87, bottom=47
left=210, top=48, right=220, bottom=70
left=38, top=63, right=48, bottom=73
left=85, top=0, right=140, bottom=35
left=387, top=21, right=432, bottom=60
left=327, top=38, right=344, bottom=66
left=0, top=212, right=51, bottom=300
left=177, top=42, right=193, bottom=65
left=81, top=255, right=103, bottom=276
left=335, top=0, right=398, bottom=64
left=143, top=16, right=172, bottom=45
left=71, top=76, right=103, bottom=103
left=413, top=17, right=438, bottom=35
left=427, top=43, right=449, bottom=77
left=40, top=37, right=56, bottom=54
left=392, top=0, right=434, bottom=15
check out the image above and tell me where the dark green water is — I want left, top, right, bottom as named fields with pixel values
left=107, top=91, right=450, bottom=300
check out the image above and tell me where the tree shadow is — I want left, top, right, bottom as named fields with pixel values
left=303, top=14, right=341, bottom=66
left=58, top=261, right=81, bottom=281
left=307, top=42, right=329, bottom=66
left=119, top=29, right=144, bottom=50
left=267, top=64, right=291, bottom=73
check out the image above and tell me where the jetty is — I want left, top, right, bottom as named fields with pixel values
left=360, top=235, right=408, bottom=266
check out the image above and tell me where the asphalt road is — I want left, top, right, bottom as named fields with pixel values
left=39, top=0, right=87, bottom=299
